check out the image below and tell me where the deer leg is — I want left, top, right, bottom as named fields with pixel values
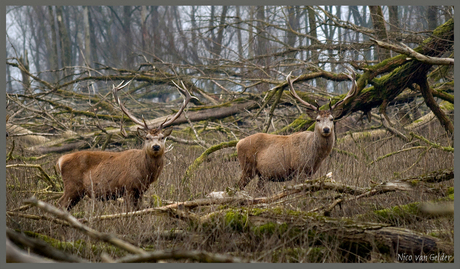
left=256, top=177, right=266, bottom=191
left=58, top=190, right=84, bottom=211
left=126, top=189, right=141, bottom=211
left=237, top=157, right=256, bottom=190
left=237, top=171, right=253, bottom=190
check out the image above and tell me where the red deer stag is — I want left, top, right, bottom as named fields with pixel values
left=237, top=70, right=357, bottom=190
left=57, top=80, right=196, bottom=211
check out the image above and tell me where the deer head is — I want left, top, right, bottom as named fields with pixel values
left=287, top=69, right=357, bottom=137
left=112, top=80, right=197, bottom=156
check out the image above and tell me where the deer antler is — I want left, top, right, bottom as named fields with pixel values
left=112, top=80, right=150, bottom=130
left=158, top=81, right=198, bottom=129
left=286, top=72, right=319, bottom=111
left=330, top=67, right=358, bottom=111
left=113, top=79, right=198, bottom=130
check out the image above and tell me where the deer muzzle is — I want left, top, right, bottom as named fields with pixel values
left=152, top=145, right=161, bottom=151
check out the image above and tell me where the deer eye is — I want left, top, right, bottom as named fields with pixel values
left=316, top=119, right=320, bottom=122
left=145, top=137, right=150, bottom=140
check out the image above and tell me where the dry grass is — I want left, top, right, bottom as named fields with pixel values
left=6, top=107, right=454, bottom=263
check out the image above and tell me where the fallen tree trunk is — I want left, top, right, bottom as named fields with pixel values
left=126, top=100, right=258, bottom=131
left=26, top=100, right=259, bottom=154
left=198, top=206, right=453, bottom=259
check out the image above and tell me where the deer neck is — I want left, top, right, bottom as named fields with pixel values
left=310, top=130, right=335, bottom=160
left=140, top=150, right=164, bottom=177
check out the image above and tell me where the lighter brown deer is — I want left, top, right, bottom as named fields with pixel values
left=57, top=80, right=196, bottom=211
left=237, top=70, right=357, bottom=190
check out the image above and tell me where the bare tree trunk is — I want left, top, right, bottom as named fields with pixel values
left=141, top=6, right=148, bottom=52
left=152, top=6, right=161, bottom=56
left=123, top=6, right=134, bottom=69
left=56, top=6, right=72, bottom=80
left=47, top=6, right=59, bottom=81
left=236, top=6, right=244, bottom=60
left=83, top=6, right=91, bottom=65
left=369, top=6, right=390, bottom=61
left=307, top=6, right=325, bottom=89
left=254, top=6, right=270, bottom=92
left=87, top=7, right=98, bottom=65
left=211, top=6, right=229, bottom=62
left=427, top=6, right=438, bottom=30
left=418, top=76, right=453, bottom=136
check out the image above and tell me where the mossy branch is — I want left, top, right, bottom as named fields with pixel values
left=410, top=132, right=454, bottom=152
left=23, top=197, right=147, bottom=255
left=182, top=140, right=238, bottom=182
left=368, top=146, right=427, bottom=166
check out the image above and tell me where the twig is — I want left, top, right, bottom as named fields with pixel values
left=183, top=110, right=208, bottom=148
left=368, top=146, right=427, bottom=166
left=401, top=146, right=431, bottom=174
left=6, top=238, right=56, bottom=263
left=183, top=140, right=238, bottom=182
left=23, top=197, right=147, bottom=255
left=310, top=181, right=412, bottom=215
left=7, top=228, right=88, bottom=263
left=114, top=249, right=253, bottom=263
left=10, top=193, right=62, bottom=212
left=6, top=164, right=58, bottom=191
left=370, top=38, right=454, bottom=65
left=7, top=211, right=71, bottom=226
left=263, top=87, right=283, bottom=133
left=380, top=114, right=409, bottom=142
left=6, top=139, right=15, bottom=161
left=410, top=132, right=454, bottom=152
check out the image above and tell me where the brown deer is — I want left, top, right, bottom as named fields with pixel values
left=237, top=71, right=357, bottom=190
left=57, top=80, right=196, bottom=211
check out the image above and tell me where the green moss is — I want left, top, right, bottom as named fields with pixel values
left=274, top=114, right=313, bottom=134
left=21, top=231, right=126, bottom=258
left=252, top=222, right=277, bottom=236
left=372, top=202, right=420, bottom=224
left=307, top=247, right=325, bottom=262
left=224, top=210, right=248, bottom=232
left=447, top=187, right=454, bottom=195
left=440, top=101, right=454, bottom=111
left=72, top=211, right=86, bottom=219
left=150, top=194, right=162, bottom=207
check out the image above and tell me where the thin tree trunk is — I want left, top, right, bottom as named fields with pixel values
left=369, top=6, right=390, bottom=61
left=83, top=6, right=91, bottom=65
left=47, top=6, right=59, bottom=81
left=56, top=6, right=72, bottom=79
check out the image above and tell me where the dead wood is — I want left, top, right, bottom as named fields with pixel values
left=7, top=228, right=88, bottom=263
left=399, top=168, right=453, bottom=183
left=23, top=196, right=147, bottom=255
left=114, top=249, right=253, bottom=263
left=6, top=237, right=56, bottom=263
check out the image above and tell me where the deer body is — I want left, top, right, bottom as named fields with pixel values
left=237, top=70, right=356, bottom=190
left=58, top=80, right=196, bottom=211
left=237, top=111, right=335, bottom=189
left=57, top=128, right=172, bottom=211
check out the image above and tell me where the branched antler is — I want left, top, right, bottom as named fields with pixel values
left=112, top=80, right=198, bottom=130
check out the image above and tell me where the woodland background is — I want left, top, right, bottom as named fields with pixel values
left=6, top=5, right=455, bottom=263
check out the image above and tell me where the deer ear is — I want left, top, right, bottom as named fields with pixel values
left=137, top=128, right=148, bottom=138
left=162, top=126, right=173, bottom=137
